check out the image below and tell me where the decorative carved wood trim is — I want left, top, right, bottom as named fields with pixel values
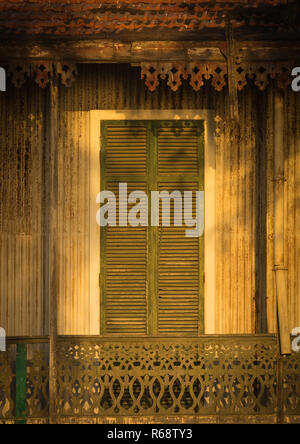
left=56, top=63, right=78, bottom=88
left=7, top=63, right=30, bottom=88
left=5, top=60, right=295, bottom=91
left=141, top=61, right=294, bottom=92
left=141, top=62, right=227, bottom=92
left=7, top=62, right=78, bottom=88
left=236, top=62, right=294, bottom=91
left=34, top=62, right=53, bottom=89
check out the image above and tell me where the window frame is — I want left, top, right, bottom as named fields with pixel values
left=89, top=110, right=216, bottom=336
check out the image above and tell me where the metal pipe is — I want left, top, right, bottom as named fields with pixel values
left=273, top=91, right=291, bottom=355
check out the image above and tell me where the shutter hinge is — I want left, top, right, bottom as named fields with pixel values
left=99, top=273, right=101, bottom=287
left=203, top=272, right=205, bottom=284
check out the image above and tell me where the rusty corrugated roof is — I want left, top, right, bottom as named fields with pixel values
left=0, top=1, right=298, bottom=37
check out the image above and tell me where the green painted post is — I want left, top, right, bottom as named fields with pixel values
left=16, top=344, right=27, bottom=424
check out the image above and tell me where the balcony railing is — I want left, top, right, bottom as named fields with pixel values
left=0, top=335, right=299, bottom=424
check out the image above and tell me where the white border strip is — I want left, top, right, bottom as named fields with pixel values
left=89, top=110, right=216, bottom=335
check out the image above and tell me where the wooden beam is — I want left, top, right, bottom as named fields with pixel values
left=0, top=40, right=299, bottom=63
left=49, top=77, right=59, bottom=423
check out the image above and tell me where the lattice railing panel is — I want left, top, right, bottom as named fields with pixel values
left=283, top=355, right=300, bottom=417
left=1, top=336, right=300, bottom=422
left=56, top=337, right=279, bottom=417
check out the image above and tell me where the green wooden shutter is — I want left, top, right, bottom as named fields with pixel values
left=155, top=122, right=204, bottom=335
left=101, top=120, right=204, bottom=336
left=101, top=122, right=149, bottom=335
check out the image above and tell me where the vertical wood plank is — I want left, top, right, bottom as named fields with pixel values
left=89, top=111, right=100, bottom=335
left=266, top=87, right=276, bottom=333
left=204, top=112, right=216, bottom=334
left=49, top=78, right=59, bottom=423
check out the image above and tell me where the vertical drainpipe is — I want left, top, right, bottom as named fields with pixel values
left=273, top=92, right=291, bottom=355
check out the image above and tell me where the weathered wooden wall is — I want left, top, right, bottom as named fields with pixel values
left=0, top=64, right=299, bottom=336
left=0, top=85, right=48, bottom=336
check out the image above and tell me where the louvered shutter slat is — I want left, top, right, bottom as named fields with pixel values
left=157, top=123, right=203, bottom=336
left=102, top=124, right=148, bottom=335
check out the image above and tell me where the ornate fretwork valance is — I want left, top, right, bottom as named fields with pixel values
left=141, top=61, right=294, bottom=92
left=5, top=60, right=295, bottom=92
left=7, top=62, right=78, bottom=88
left=141, top=63, right=227, bottom=92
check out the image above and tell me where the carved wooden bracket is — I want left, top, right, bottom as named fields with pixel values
left=7, top=62, right=78, bottom=88
left=141, top=61, right=294, bottom=92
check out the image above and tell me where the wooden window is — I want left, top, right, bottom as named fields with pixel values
left=100, top=120, right=204, bottom=336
